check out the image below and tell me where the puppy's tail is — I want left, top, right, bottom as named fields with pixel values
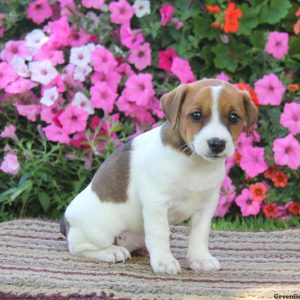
left=59, top=215, right=67, bottom=237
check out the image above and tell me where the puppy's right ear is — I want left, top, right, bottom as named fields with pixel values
left=161, top=84, right=188, bottom=129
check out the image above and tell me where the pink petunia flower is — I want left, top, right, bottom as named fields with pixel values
left=280, top=102, right=300, bottom=135
left=158, top=48, right=177, bottom=72
left=214, top=176, right=236, bottom=217
left=239, top=145, right=268, bottom=177
left=235, top=188, right=261, bottom=217
left=58, top=105, right=89, bottom=134
left=160, top=3, right=174, bottom=27
left=33, top=45, right=65, bottom=66
left=43, top=124, right=70, bottom=144
left=265, top=32, right=289, bottom=60
left=91, top=46, right=118, bottom=74
left=14, top=104, right=41, bottom=122
left=171, top=57, right=195, bottom=83
left=91, top=70, right=121, bottom=92
left=254, top=74, right=285, bottom=105
left=123, top=73, right=155, bottom=106
left=0, top=124, right=18, bottom=141
left=128, top=42, right=152, bottom=70
left=82, top=0, right=105, bottom=9
left=5, top=78, right=37, bottom=94
left=29, top=60, right=58, bottom=85
left=90, top=83, right=118, bottom=113
left=40, top=103, right=61, bottom=123
left=69, top=27, right=94, bottom=47
left=45, top=17, right=72, bottom=48
left=109, top=0, right=134, bottom=25
left=0, top=62, right=18, bottom=89
left=120, top=24, right=144, bottom=49
left=215, top=72, right=229, bottom=82
left=116, top=63, right=134, bottom=77
left=27, top=0, right=53, bottom=25
left=273, top=134, right=300, bottom=170
left=0, top=41, right=31, bottom=62
left=0, top=154, right=20, bottom=175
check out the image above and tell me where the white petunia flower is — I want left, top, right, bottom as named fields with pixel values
left=40, top=87, right=59, bottom=107
left=10, top=56, right=30, bottom=78
left=70, top=44, right=95, bottom=68
left=72, top=92, right=94, bottom=115
left=25, top=29, right=49, bottom=52
left=133, top=0, right=150, bottom=18
left=29, top=60, right=58, bottom=85
left=73, top=65, right=92, bottom=82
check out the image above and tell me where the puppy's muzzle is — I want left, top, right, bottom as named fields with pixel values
left=207, top=138, right=226, bottom=154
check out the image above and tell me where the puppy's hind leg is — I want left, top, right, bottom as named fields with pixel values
left=67, top=227, right=131, bottom=263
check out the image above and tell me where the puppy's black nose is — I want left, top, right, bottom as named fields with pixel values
left=207, top=138, right=226, bottom=154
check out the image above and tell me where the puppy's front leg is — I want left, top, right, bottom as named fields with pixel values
left=187, top=192, right=220, bottom=272
left=143, top=204, right=181, bottom=274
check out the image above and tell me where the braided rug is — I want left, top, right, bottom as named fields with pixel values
left=0, top=219, right=299, bottom=299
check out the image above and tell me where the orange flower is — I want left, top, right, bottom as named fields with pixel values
left=233, top=151, right=241, bottom=164
left=294, top=20, right=300, bottom=35
left=286, top=202, right=300, bottom=216
left=263, top=203, right=278, bottom=219
left=249, top=182, right=268, bottom=201
left=207, top=5, right=221, bottom=14
left=288, top=83, right=300, bottom=92
left=212, top=21, right=221, bottom=29
left=223, top=2, right=242, bottom=33
left=295, top=8, right=300, bottom=17
left=236, top=83, right=259, bottom=108
left=272, top=171, right=288, bottom=188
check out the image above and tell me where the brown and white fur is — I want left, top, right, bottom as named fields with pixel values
left=61, top=79, right=258, bottom=274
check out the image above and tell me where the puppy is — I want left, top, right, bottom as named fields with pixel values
left=60, top=79, right=258, bottom=274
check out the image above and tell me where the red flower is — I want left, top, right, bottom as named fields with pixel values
left=236, top=83, right=259, bottom=108
left=286, top=202, right=300, bottom=216
left=263, top=203, right=278, bottom=219
left=233, top=151, right=241, bottom=164
left=223, top=2, right=242, bottom=33
left=264, top=165, right=278, bottom=180
left=249, top=182, right=268, bottom=201
left=272, top=171, right=288, bottom=188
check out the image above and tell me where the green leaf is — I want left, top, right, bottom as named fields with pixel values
left=193, top=15, right=216, bottom=41
left=38, top=192, right=50, bottom=212
left=212, top=42, right=248, bottom=72
left=257, top=0, right=292, bottom=25
left=289, top=37, right=300, bottom=59
left=237, top=4, right=260, bottom=36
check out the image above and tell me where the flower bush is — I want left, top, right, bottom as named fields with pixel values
left=0, top=0, right=299, bottom=222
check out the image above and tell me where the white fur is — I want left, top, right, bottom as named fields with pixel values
left=65, top=86, right=232, bottom=274
left=193, top=85, right=235, bottom=160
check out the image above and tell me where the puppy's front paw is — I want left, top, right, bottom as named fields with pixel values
left=188, top=254, right=220, bottom=272
left=151, top=254, right=181, bottom=274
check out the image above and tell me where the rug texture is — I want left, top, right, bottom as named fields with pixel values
left=0, top=219, right=300, bottom=299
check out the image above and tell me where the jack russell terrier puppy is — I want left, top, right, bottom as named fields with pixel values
left=60, top=79, right=258, bottom=274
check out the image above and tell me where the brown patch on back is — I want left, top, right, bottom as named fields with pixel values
left=59, top=215, right=70, bottom=237
left=92, top=141, right=132, bottom=203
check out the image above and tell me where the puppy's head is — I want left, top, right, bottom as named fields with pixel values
left=161, top=79, right=258, bottom=160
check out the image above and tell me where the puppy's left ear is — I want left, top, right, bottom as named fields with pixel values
left=241, top=90, right=258, bottom=136
left=161, top=84, right=188, bottom=129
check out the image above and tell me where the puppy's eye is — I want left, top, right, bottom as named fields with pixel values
left=228, top=112, right=240, bottom=124
left=191, top=112, right=202, bottom=122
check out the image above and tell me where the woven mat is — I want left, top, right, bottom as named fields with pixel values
left=0, top=220, right=300, bottom=300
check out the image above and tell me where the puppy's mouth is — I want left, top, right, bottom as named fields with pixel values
left=204, top=153, right=227, bottom=160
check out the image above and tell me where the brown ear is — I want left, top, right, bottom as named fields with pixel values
left=242, top=90, right=258, bottom=136
left=161, top=84, right=187, bottom=129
